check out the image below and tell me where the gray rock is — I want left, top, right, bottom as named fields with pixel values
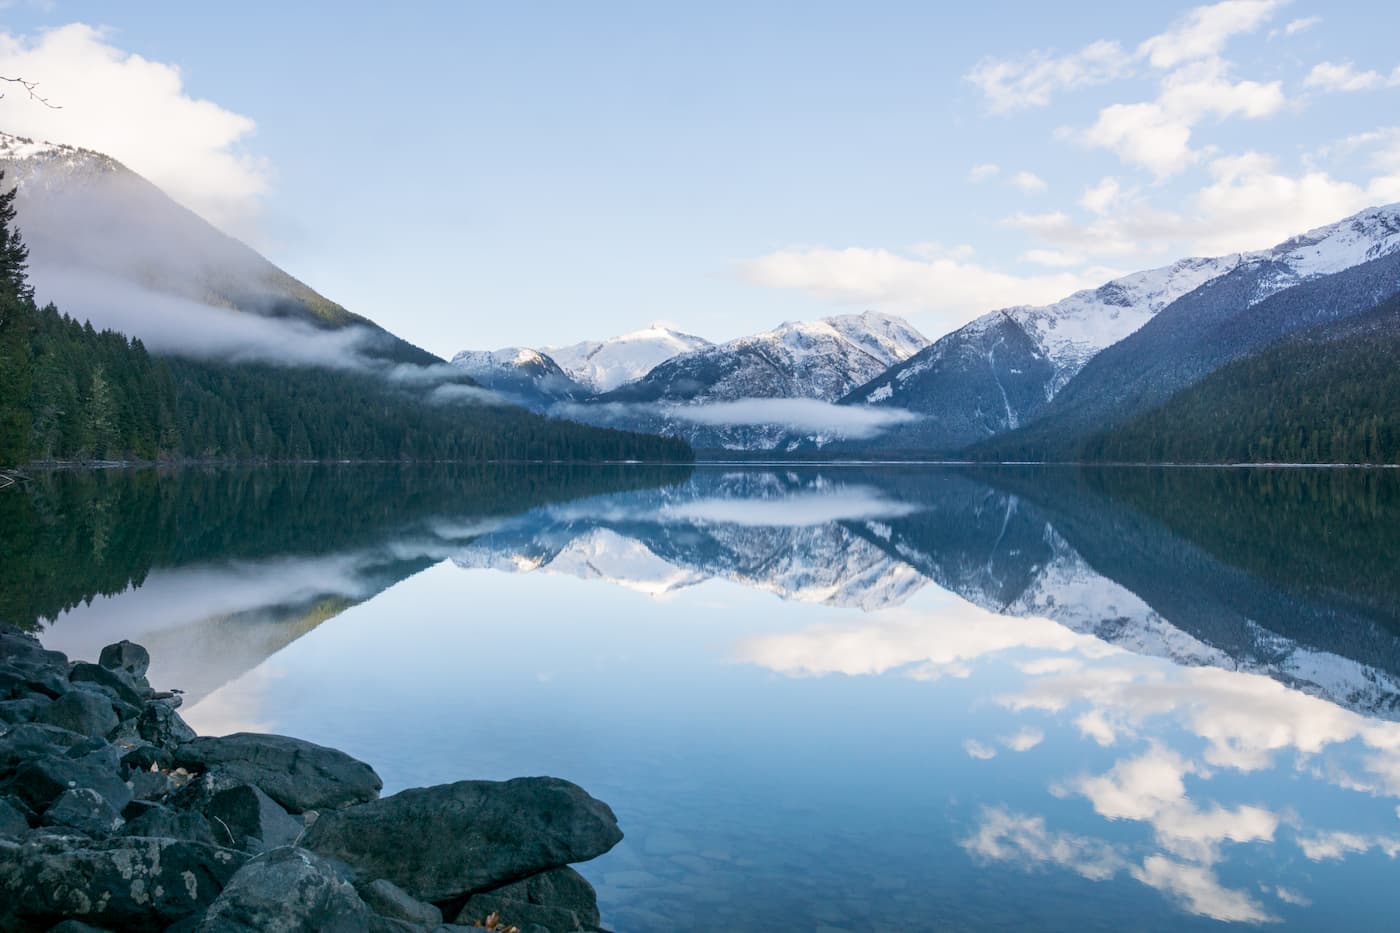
left=0, top=723, right=87, bottom=777
left=36, top=691, right=117, bottom=739
left=123, top=805, right=220, bottom=847
left=9, top=754, right=133, bottom=814
left=173, top=733, right=382, bottom=814
left=98, top=640, right=150, bottom=679
left=456, top=866, right=601, bottom=930
left=0, top=630, right=68, bottom=670
left=69, top=662, right=149, bottom=708
left=0, top=835, right=247, bottom=932
left=357, top=878, right=443, bottom=926
left=137, top=700, right=196, bottom=748
left=0, top=696, right=49, bottom=724
left=303, top=777, right=622, bottom=902
left=120, top=744, right=172, bottom=774
left=205, top=784, right=304, bottom=852
left=194, top=846, right=375, bottom=932
left=41, top=788, right=125, bottom=838
left=0, top=796, right=30, bottom=838
left=127, top=768, right=175, bottom=802
left=44, top=921, right=111, bottom=933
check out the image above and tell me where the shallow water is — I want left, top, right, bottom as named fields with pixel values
left=9, top=463, right=1400, bottom=931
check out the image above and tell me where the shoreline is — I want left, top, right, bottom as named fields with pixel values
left=0, top=627, right=620, bottom=932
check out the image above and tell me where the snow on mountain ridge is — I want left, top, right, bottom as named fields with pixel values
left=543, top=324, right=713, bottom=391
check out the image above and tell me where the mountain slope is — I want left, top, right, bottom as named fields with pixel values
left=974, top=231, right=1400, bottom=461
left=543, top=324, right=712, bottom=392
left=598, top=311, right=928, bottom=404
left=839, top=203, right=1400, bottom=455
left=1083, top=292, right=1400, bottom=464
left=0, top=132, right=438, bottom=366
left=449, top=346, right=589, bottom=408
left=832, top=256, right=1243, bottom=452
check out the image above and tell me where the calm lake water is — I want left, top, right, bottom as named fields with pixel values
left=5, top=463, right=1400, bottom=931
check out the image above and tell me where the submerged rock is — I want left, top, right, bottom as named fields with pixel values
left=0, top=835, right=247, bottom=932
left=172, top=733, right=382, bottom=814
left=303, top=777, right=623, bottom=902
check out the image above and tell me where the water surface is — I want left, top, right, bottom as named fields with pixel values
left=7, top=463, right=1400, bottom=931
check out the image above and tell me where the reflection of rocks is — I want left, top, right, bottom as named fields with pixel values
left=0, top=625, right=621, bottom=933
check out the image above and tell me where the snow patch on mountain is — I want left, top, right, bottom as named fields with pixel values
left=543, top=323, right=712, bottom=391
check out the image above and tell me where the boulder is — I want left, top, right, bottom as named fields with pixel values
left=204, top=784, right=304, bottom=852
left=0, top=795, right=30, bottom=838
left=356, top=878, right=443, bottom=926
left=0, top=629, right=68, bottom=670
left=123, top=806, right=220, bottom=847
left=0, top=723, right=87, bottom=776
left=98, top=641, right=150, bottom=679
left=454, top=867, right=601, bottom=931
left=41, top=788, right=124, bottom=838
left=137, top=700, right=196, bottom=748
left=0, top=835, right=247, bottom=932
left=172, top=733, right=381, bottom=814
left=0, top=696, right=49, bottom=724
left=120, top=745, right=172, bottom=774
left=9, top=754, right=133, bottom=814
left=303, top=777, right=622, bottom=902
left=69, top=663, right=148, bottom=708
left=193, top=846, right=375, bottom=932
left=44, top=921, right=111, bottom=933
left=127, top=769, right=175, bottom=803
left=35, top=691, right=117, bottom=739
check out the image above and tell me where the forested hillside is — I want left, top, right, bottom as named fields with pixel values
left=0, top=182, right=690, bottom=467
left=1084, top=294, right=1400, bottom=465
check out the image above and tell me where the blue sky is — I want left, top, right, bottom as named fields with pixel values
left=1, top=1, right=1398, bottom=357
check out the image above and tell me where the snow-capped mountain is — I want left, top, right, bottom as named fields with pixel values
left=445, top=468, right=1400, bottom=720
left=840, top=203, right=1400, bottom=453
left=449, top=346, right=588, bottom=408
left=600, top=311, right=929, bottom=405
left=0, top=132, right=438, bottom=366
left=543, top=324, right=713, bottom=392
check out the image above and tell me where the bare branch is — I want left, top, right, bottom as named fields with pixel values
left=0, top=75, right=60, bottom=109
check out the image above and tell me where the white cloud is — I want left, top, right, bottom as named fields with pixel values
left=1131, top=856, right=1276, bottom=923
left=1080, top=177, right=1123, bottom=215
left=964, top=739, right=998, bottom=760
left=0, top=23, right=267, bottom=232
left=968, top=162, right=1001, bottom=182
left=966, top=40, right=1132, bottom=112
left=962, top=807, right=1127, bottom=881
left=1303, top=61, right=1386, bottom=92
left=1021, top=248, right=1084, bottom=267
left=1083, top=59, right=1285, bottom=177
left=740, top=245, right=1118, bottom=333
left=1138, top=0, right=1284, bottom=69
left=661, top=487, right=922, bottom=528
left=662, top=398, right=921, bottom=437
left=1002, top=727, right=1045, bottom=752
left=1277, top=16, right=1321, bottom=37
left=1296, top=831, right=1400, bottom=861
left=1010, top=170, right=1048, bottom=193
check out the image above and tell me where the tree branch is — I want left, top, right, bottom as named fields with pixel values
left=0, top=76, right=60, bottom=109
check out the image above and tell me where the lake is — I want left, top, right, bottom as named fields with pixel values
left=5, top=463, right=1400, bottom=931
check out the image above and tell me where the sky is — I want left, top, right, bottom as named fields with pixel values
left=1, top=1, right=1398, bottom=358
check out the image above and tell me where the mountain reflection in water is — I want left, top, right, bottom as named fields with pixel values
left=11, top=463, right=1400, bottom=931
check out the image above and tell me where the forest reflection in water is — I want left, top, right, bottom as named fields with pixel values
left=7, top=463, right=1400, bottom=931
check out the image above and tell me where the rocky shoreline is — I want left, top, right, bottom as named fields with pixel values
left=0, top=624, right=622, bottom=932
